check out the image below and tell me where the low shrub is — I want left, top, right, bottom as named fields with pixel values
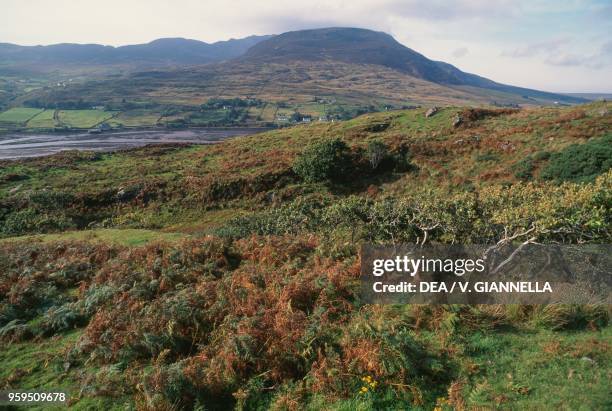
left=542, top=134, right=612, bottom=182
left=29, top=190, right=75, bottom=210
left=0, top=208, right=76, bottom=236
left=293, top=139, right=353, bottom=183
left=512, top=151, right=550, bottom=181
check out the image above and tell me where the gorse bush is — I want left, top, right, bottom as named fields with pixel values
left=292, top=138, right=353, bottom=183
left=542, top=134, right=612, bottom=182
left=215, top=196, right=328, bottom=238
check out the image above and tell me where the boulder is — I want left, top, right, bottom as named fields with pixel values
left=425, top=107, right=439, bottom=118
left=452, top=114, right=463, bottom=127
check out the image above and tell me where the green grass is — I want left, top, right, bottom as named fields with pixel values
left=26, top=109, right=58, bottom=128
left=0, top=330, right=131, bottom=410
left=460, top=328, right=611, bottom=409
left=188, top=109, right=230, bottom=125
left=1, top=102, right=607, bottom=204
left=0, top=107, right=44, bottom=124
left=0, top=228, right=189, bottom=247
left=57, top=109, right=115, bottom=128
left=107, top=109, right=162, bottom=127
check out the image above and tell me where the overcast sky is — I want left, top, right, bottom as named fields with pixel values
left=2, top=0, right=610, bottom=93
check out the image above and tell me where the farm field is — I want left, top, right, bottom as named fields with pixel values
left=0, top=107, right=43, bottom=124
left=25, top=109, right=57, bottom=128
left=107, top=109, right=162, bottom=127
left=0, top=101, right=364, bottom=132
left=57, top=109, right=115, bottom=128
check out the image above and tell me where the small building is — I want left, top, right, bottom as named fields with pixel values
left=302, top=116, right=312, bottom=123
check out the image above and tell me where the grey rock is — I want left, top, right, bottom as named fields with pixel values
left=580, top=356, right=595, bottom=364
left=425, top=107, right=439, bottom=118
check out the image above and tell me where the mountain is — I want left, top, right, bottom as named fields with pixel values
left=0, top=35, right=271, bottom=66
left=243, top=28, right=483, bottom=85
left=241, top=28, right=584, bottom=104
left=3, top=27, right=586, bottom=109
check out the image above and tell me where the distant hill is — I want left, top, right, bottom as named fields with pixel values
left=563, top=93, right=612, bottom=101
left=241, top=28, right=585, bottom=104
left=0, top=35, right=271, bottom=66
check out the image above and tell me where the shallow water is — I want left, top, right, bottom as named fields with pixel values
left=0, top=128, right=267, bottom=159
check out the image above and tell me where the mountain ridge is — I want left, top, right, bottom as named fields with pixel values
left=0, top=35, right=272, bottom=65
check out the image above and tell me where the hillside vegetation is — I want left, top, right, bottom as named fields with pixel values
left=0, top=102, right=610, bottom=410
left=2, top=28, right=585, bottom=131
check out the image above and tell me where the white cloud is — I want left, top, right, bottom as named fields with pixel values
left=502, top=37, right=611, bottom=70
left=452, top=47, right=469, bottom=58
left=502, top=38, right=571, bottom=58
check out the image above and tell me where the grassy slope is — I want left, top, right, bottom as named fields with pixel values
left=1, top=102, right=609, bottom=201
left=0, top=102, right=609, bottom=235
left=0, top=102, right=610, bottom=410
left=0, top=330, right=131, bottom=410
left=20, top=61, right=563, bottom=108
left=0, top=228, right=188, bottom=247
left=460, top=328, right=611, bottom=409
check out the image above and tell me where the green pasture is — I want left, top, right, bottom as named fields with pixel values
left=26, top=109, right=57, bottom=128
left=57, top=109, right=115, bottom=128
left=0, top=107, right=44, bottom=124
left=107, top=109, right=162, bottom=127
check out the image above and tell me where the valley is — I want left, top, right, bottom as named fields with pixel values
left=0, top=28, right=589, bottom=139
